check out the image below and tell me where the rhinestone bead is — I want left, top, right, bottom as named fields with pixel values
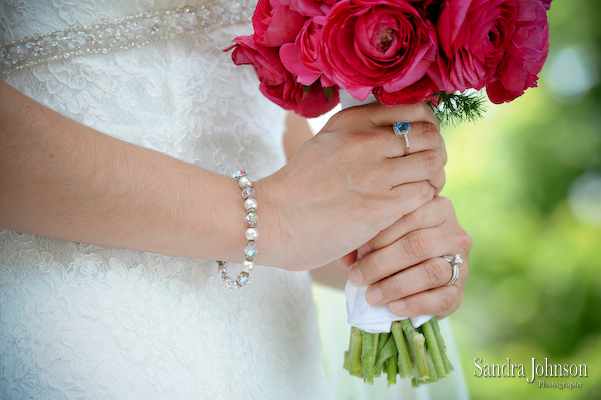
left=241, top=187, right=255, bottom=199
left=0, top=4, right=254, bottom=75
left=245, top=212, right=258, bottom=227
left=237, top=272, right=250, bottom=286
left=233, top=170, right=247, bottom=181
left=224, top=276, right=234, bottom=288
left=244, top=242, right=257, bottom=259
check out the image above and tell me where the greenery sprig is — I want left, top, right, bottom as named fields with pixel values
left=429, top=91, right=488, bottom=127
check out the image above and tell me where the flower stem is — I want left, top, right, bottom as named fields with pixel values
left=422, top=320, right=447, bottom=378
left=361, top=332, right=378, bottom=383
left=386, top=355, right=398, bottom=387
left=349, top=327, right=363, bottom=376
left=401, top=319, right=429, bottom=382
left=391, top=321, right=413, bottom=379
left=431, top=318, right=454, bottom=374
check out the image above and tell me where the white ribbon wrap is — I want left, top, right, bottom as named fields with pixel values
left=340, top=89, right=433, bottom=334
left=345, top=280, right=432, bottom=334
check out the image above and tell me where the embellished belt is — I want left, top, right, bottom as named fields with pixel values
left=0, top=4, right=252, bottom=75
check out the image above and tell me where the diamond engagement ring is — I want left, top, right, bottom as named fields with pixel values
left=443, top=254, right=464, bottom=286
left=393, top=121, right=411, bottom=154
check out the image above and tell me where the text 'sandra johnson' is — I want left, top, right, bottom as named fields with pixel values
left=474, top=358, right=587, bottom=384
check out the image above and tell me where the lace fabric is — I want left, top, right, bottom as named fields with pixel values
left=0, top=1, right=330, bottom=398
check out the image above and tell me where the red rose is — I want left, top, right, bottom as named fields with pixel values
left=486, top=0, right=550, bottom=103
left=373, top=75, right=439, bottom=106
left=286, top=0, right=336, bottom=17
left=319, top=0, right=438, bottom=101
left=253, top=0, right=307, bottom=47
left=280, top=17, right=334, bottom=87
left=430, top=0, right=517, bottom=93
left=230, top=35, right=339, bottom=118
left=540, top=0, right=552, bottom=10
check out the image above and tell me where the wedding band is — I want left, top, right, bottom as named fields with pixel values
left=443, top=254, right=464, bottom=286
left=393, top=121, right=411, bottom=154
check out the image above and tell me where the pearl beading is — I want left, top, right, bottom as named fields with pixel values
left=218, top=171, right=259, bottom=290
left=0, top=4, right=253, bottom=75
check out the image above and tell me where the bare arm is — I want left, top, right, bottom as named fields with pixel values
left=0, top=80, right=252, bottom=263
left=1, top=79, right=445, bottom=271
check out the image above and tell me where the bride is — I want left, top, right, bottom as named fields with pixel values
left=0, top=1, right=471, bottom=398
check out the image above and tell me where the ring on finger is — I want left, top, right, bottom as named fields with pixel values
left=443, top=254, right=464, bottom=286
left=393, top=121, right=411, bottom=155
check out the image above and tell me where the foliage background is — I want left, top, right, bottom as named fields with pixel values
left=313, top=1, right=601, bottom=398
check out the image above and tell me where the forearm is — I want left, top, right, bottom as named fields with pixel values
left=0, top=81, right=268, bottom=263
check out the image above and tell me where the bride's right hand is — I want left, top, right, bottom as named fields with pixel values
left=255, top=102, right=446, bottom=271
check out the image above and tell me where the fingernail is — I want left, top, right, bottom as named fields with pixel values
left=349, top=265, right=364, bottom=285
left=366, top=287, right=383, bottom=305
left=390, top=299, right=407, bottom=314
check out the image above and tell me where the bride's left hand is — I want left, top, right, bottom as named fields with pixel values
left=342, top=195, right=472, bottom=318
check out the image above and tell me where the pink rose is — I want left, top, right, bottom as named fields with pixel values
left=229, top=35, right=339, bottom=118
left=280, top=17, right=334, bottom=87
left=486, top=0, right=550, bottom=103
left=319, top=0, right=438, bottom=101
left=287, top=0, right=336, bottom=17
left=430, top=0, right=517, bottom=93
left=253, top=0, right=307, bottom=47
left=540, top=0, right=552, bottom=10
left=373, top=75, right=438, bottom=106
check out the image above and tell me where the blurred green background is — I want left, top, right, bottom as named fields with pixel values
left=447, top=0, right=601, bottom=398
left=313, top=1, right=601, bottom=398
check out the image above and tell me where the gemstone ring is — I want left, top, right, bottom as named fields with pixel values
left=443, top=254, right=464, bottom=286
left=393, top=121, right=411, bottom=154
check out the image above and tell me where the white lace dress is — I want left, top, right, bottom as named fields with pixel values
left=0, top=1, right=331, bottom=399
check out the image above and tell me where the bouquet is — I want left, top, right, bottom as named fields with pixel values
left=228, top=0, right=552, bottom=387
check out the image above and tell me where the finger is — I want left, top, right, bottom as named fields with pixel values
left=338, top=250, right=357, bottom=269
left=385, top=150, right=446, bottom=193
left=376, top=181, right=436, bottom=231
left=375, top=121, right=446, bottom=162
left=361, top=102, right=440, bottom=130
left=388, top=285, right=464, bottom=318
left=349, top=224, right=463, bottom=286
left=363, top=196, right=453, bottom=255
left=365, top=256, right=468, bottom=306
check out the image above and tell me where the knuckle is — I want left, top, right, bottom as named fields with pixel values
left=459, top=229, right=473, bottom=251
left=425, top=259, right=447, bottom=285
left=422, top=122, right=442, bottom=149
left=413, top=181, right=434, bottom=201
left=387, top=275, right=404, bottom=298
left=402, top=231, right=430, bottom=259
left=436, top=195, right=453, bottom=209
left=365, top=252, right=384, bottom=281
left=422, top=150, right=443, bottom=174
left=439, top=289, right=455, bottom=310
left=405, top=206, right=424, bottom=228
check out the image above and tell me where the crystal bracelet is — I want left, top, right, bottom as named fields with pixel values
left=217, top=170, right=259, bottom=290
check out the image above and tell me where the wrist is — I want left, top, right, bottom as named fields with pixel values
left=251, top=174, right=288, bottom=269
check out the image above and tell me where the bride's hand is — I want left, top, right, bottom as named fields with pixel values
left=255, top=102, right=446, bottom=270
left=346, top=196, right=471, bottom=318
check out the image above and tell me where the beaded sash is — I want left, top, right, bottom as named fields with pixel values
left=0, top=4, right=253, bottom=75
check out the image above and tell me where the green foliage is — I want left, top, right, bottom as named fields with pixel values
left=430, top=91, right=488, bottom=127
